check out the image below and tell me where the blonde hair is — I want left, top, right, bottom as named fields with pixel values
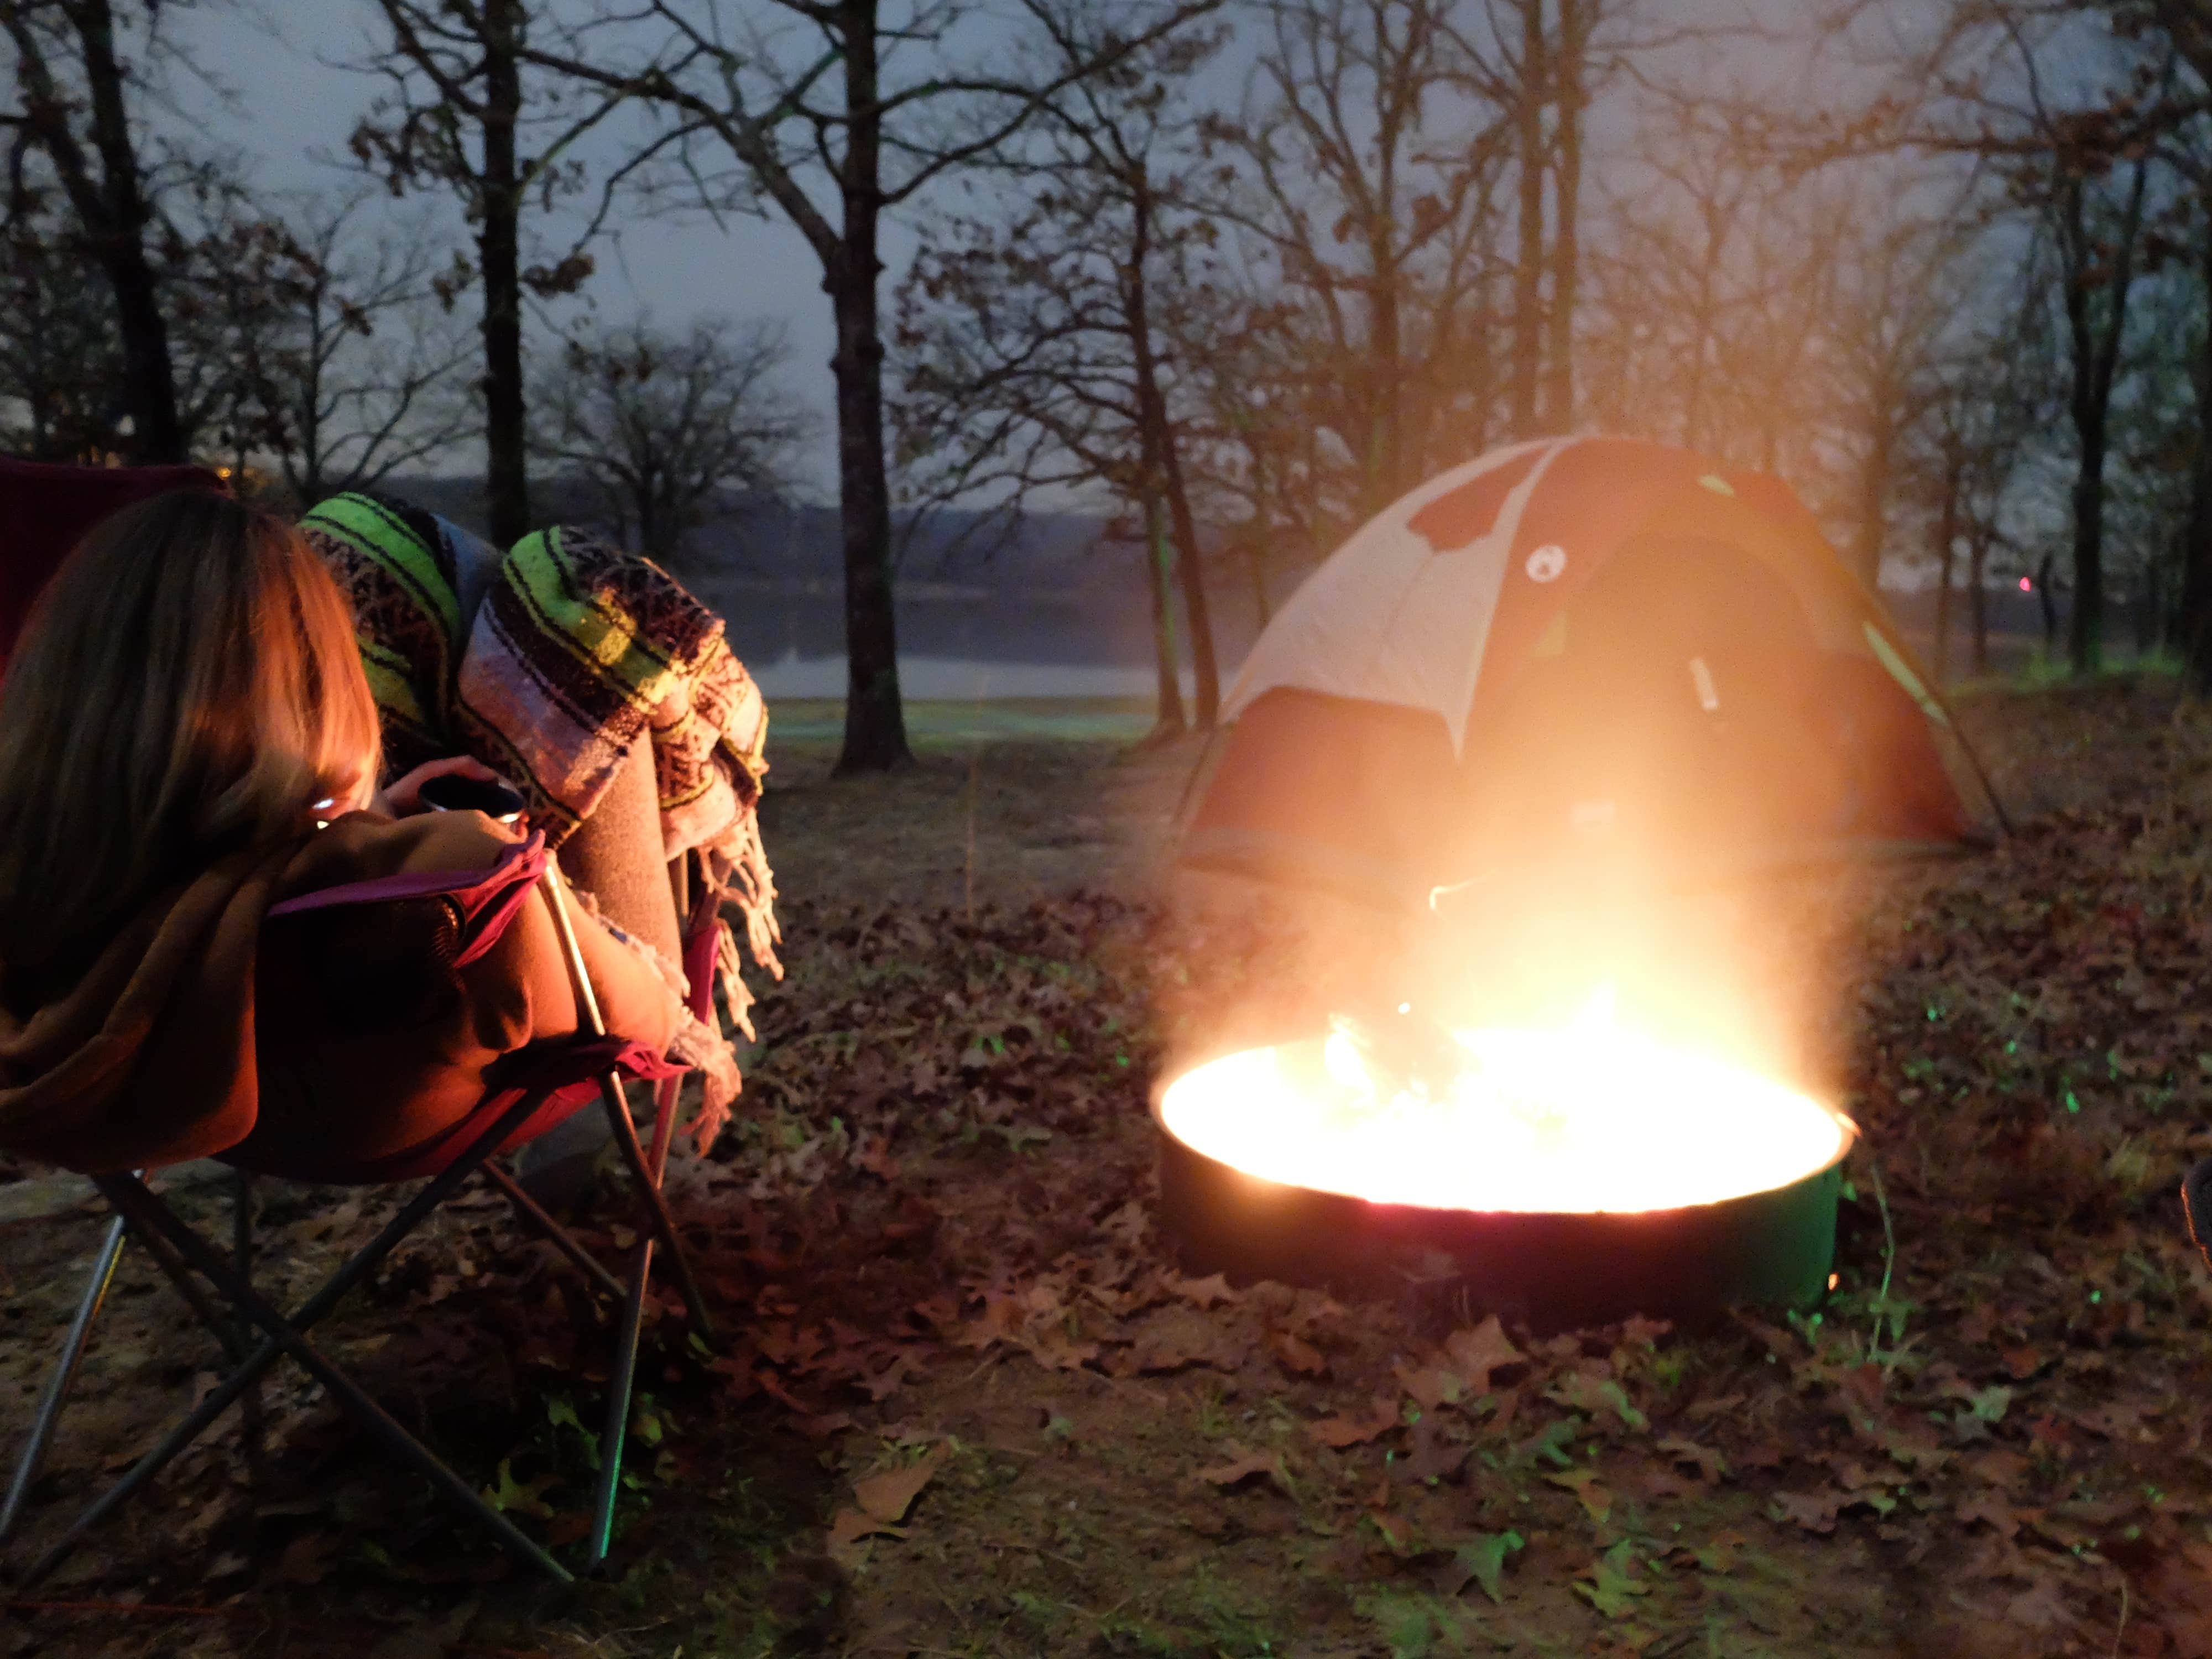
left=0, top=491, right=380, bottom=992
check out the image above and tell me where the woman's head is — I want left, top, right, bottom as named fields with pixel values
left=0, top=490, right=379, bottom=987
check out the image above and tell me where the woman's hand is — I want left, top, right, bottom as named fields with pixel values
left=372, top=755, right=507, bottom=818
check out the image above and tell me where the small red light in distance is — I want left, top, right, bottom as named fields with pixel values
left=2018, top=577, right=2032, bottom=592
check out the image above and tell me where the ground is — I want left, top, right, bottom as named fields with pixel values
left=3, top=679, right=2211, bottom=1657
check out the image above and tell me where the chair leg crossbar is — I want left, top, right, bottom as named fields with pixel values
left=1, top=1060, right=717, bottom=1587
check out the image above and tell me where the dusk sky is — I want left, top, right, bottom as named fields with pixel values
left=165, top=0, right=1823, bottom=502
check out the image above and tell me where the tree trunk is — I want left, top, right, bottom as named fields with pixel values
left=1853, top=388, right=1893, bottom=591
left=1933, top=457, right=1960, bottom=684
left=2068, top=442, right=2107, bottom=676
left=1368, top=242, right=1402, bottom=512
left=1510, top=0, right=1547, bottom=438
left=1969, top=533, right=1991, bottom=676
left=293, top=283, right=327, bottom=503
left=1542, top=0, right=1582, bottom=434
left=1127, top=183, right=1217, bottom=728
left=1142, top=491, right=1187, bottom=735
left=1465, top=265, right=1498, bottom=459
left=830, top=7, right=912, bottom=773
left=828, top=258, right=909, bottom=769
left=75, top=0, right=182, bottom=461
left=2177, top=223, right=2212, bottom=690
left=2036, top=550, right=2058, bottom=660
left=2059, top=158, right=2148, bottom=678
left=2138, top=549, right=2164, bottom=656
left=2065, top=269, right=2110, bottom=675
left=9, top=0, right=186, bottom=461
left=479, top=0, right=530, bottom=547
left=1161, top=435, right=1219, bottom=728
left=1246, top=452, right=1275, bottom=630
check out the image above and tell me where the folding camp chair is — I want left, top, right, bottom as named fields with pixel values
left=0, top=839, right=726, bottom=1585
left=0, top=456, right=229, bottom=672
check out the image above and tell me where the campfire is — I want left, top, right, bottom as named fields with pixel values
left=1152, top=989, right=1855, bottom=1329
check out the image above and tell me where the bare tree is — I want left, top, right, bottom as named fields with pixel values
left=1172, top=290, right=1328, bottom=629
left=895, top=20, right=1227, bottom=729
left=240, top=199, right=478, bottom=507
left=2121, top=3, right=2212, bottom=687
left=1818, top=0, right=2170, bottom=669
left=1911, top=290, right=2062, bottom=678
left=1579, top=101, right=1850, bottom=479
left=353, top=1, right=639, bottom=546
left=0, top=60, right=384, bottom=479
left=0, top=187, right=121, bottom=458
left=1827, top=206, right=1982, bottom=588
left=521, top=0, right=1224, bottom=773
left=2044, top=101, right=2162, bottom=673
left=1478, top=0, right=1717, bottom=438
left=533, top=315, right=810, bottom=567
left=0, top=0, right=196, bottom=461
left=1207, top=0, right=1516, bottom=521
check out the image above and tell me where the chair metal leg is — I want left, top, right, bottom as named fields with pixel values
left=538, top=864, right=716, bottom=1348
left=82, top=1176, right=575, bottom=1588
left=477, top=1160, right=626, bottom=1303
left=126, top=1202, right=249, bottom=1365
left=594, top=1076, right=716, bottom=1347
left=232, top=1172, right=268, bottom=1489
left=586, top=1070, right=685, bottom=1571
left=16, top=1082, right=570, bottom=1589
left=0, top=1213, right=127, bottom=1543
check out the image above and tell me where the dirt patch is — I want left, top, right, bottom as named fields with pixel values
left=757, top=733, right=1199, bottom=912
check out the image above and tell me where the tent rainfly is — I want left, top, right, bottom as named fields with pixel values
left=1178, top=436, right=2005, bottom=912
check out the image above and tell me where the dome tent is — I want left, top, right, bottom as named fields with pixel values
left=1178, top=435, right=2005, bottom=912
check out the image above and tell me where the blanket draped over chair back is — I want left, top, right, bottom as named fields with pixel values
left=299, top=494, right=781, bottom=1044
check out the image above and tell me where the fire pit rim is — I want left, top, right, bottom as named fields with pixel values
left=1145, top=1035, right=1856, bottom=1327
left=1149, top=1083, right=1858, bottom=1221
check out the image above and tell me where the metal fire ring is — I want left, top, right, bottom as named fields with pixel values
left=1151, top=1070, right=1850, bottom=1334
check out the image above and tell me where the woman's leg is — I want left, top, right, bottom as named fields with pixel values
left=519, top=743, right=679, bottom=1207
left=559, top=744, right=681, bottom=964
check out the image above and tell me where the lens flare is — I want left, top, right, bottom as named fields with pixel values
left=1160, top=991, right=1849, bottom=1215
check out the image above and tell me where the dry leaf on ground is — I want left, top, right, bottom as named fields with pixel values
left=1198, top=1444, right=1288, bottom=1491
left=854, top=1445, right=949, bottom=1524
left=1309, top=1397, right=1400, bottom=1449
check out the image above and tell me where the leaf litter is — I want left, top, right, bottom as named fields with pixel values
left=0, top=687, right=2209, bottom=1656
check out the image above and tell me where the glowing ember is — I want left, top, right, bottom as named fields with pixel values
left=1159, top=993, right=1849, bottom=1215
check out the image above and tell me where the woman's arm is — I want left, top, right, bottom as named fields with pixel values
left=383, top=812, right=679, bottom=1060
left=468, top=874, right=682, bottom=1057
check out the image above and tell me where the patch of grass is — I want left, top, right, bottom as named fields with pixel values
left=1357, top=1588, right=1484, bottom=1659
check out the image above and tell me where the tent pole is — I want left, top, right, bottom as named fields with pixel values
left=1943, top=720, right=2016, bottom=839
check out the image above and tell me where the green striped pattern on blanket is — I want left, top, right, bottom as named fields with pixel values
left=457, top=524, right=768, bottom=853
left=299, top=493, right=464, bottom=776
left=304, top=496, right=781, bottom=1141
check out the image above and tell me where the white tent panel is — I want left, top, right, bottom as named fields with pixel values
left=1220, top=440, right=1562, bottom=753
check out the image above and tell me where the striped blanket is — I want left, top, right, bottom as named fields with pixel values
left=301, top=495, right=781, bottom=1124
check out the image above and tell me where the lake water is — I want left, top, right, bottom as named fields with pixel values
left=747, top=650, right=1213, bottom=702
left=749, top=653, right=1225, bottom=746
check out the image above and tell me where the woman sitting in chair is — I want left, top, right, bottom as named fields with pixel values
left=0, top=490, right=770, bottom=1179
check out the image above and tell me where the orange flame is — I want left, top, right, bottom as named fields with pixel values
left=1159, top=989, right=1850, bottom=1215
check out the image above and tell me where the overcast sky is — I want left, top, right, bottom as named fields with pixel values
left=161, top=0, right=1799, bottom=501
left=170, top=2, right=874, bottom=492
